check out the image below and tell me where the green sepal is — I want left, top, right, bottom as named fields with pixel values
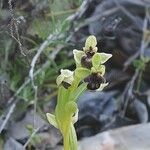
left=98, top=52, right=112, bottom=64
left=83, top=35, right=98, bottom=53
left=73, top=49, right=84, bottom=67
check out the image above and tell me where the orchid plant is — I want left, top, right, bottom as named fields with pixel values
left=46, top=35, right=112, bottom=150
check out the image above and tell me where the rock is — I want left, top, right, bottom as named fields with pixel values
left=35, top=127, right=62, bottom=149
left=133, top=98, right=148, bottom=123
left=78, top=123, right=150, bottom=150
left=44, top=123, right=150, bottom=150
left=76, top=91, right=119, bottom=139
left=3, top=137, right=24, bottom=150
left=8, top=109, right=47, bottom=140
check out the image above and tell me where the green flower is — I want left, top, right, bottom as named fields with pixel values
left=56, top=69, right=74, bottom=88
left=73, top=50, right=112, bottom=69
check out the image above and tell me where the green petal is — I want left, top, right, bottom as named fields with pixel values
left=97, top=83, right=108, bottom=91
left=91, top=65, right=105, bottom=75
left=73, top=49, right=84, bottom=66
left=97, top=65, right=106, bottom=76
left=46, top=113, right=58, bottom=128
left=92, top=53, right=101, bottom=69
left=85, top=35, right=97, bottom=49
left=98, top=53, right=112, bottom=64
left=75, top=67, right=91, bottom=79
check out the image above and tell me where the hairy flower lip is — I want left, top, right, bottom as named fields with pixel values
left=84, top=72, right=106, bottom=90
left=81, top=55, right=92, bottom=69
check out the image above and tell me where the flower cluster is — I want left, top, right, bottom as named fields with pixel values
left=57, top=35, right=112, bottom=91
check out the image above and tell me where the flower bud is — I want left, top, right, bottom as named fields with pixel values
left=56, top=69, right=74, bottom=89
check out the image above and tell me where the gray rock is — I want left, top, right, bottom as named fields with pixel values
left=78, top=123, right=150, bottom=150
left=4, top=138, right=24, bottom=150
left=8, top=109, right=47, bottom=140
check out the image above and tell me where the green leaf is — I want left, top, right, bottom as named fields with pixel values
left=69, top=123, right=78, bottom=150
left=133, top=57, right=149, bottom=71
left=65, top=101, right=77, bottom=115
left=70, top=83, right=87, bottom=101
left=75, top=67, right=90, bottom=79
left=46, top=113, right=58, bottom=128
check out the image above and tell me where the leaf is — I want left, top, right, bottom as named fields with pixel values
left=75, top=67, right=90, bottom=79
left=70, top=83, right=87, bottom=101
left=46, top=113, right=58, bottom=128
left=65, top=101, right=78, bottom=115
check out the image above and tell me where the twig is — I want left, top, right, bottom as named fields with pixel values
left=0, top=102, right=16, bottom=133
left=114, top=0, right=142, bottom=30
left=123, top=51, right=140, bottom=70
left=140, top=8, right=149, bottom=57
left=8, top=0, right=25, bottom=56
left=120, top=7, right=149, bottom=116
left=23, top=127, right=41, bottom=149
left=75, top=7, right=119, bottom=33
left=67, top=0, right=92, bottom=21
left=120, top=70, right=139, bottom=116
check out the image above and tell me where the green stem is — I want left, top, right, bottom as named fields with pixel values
left=69, top=123, right=77, bottom=150
left=63, top=132, right=70, bottom=150
left=63, top=124, right=77, bottom=150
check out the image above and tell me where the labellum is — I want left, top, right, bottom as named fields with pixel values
left=81, top=51, right=95, bottom=69
left=62, top=81, right=71, bottom=89
left=84, top=73, right=105, bottom=90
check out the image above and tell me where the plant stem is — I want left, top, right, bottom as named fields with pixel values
left=136, top=70, right=143, bottom=92
left=63, top=131, right=70, bottom=150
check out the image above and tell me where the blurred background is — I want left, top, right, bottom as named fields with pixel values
left=0, top=0, right=150, bottom=149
